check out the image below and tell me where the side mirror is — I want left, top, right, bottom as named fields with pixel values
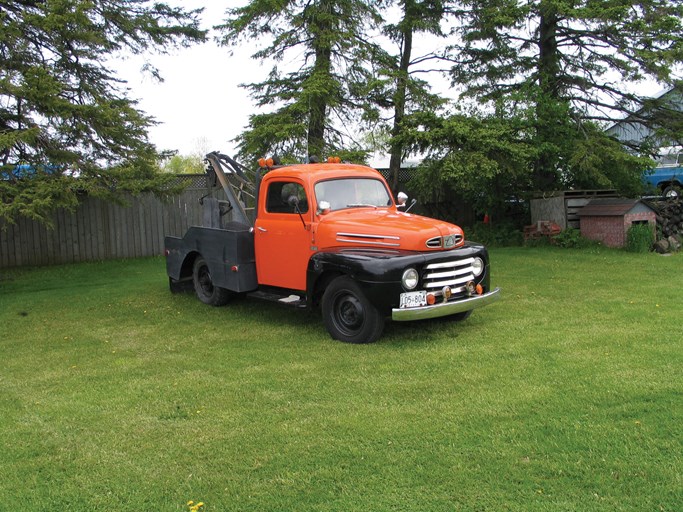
left=317, top=200, right=331, bottom=215
left=397, top=192, right=416, bottom=213
left=287, top=195, right=300, bottom=208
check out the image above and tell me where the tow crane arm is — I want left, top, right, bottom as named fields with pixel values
left=204, top=152, right=257, bottom=226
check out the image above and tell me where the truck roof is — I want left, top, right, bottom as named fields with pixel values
left=263, top=163, right=383, bottom=183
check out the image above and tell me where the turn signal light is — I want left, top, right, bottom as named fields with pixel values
left=476, top=284, right=483, bottom=295
left=258, top=157, right=275, bottom=168
left=426, top=293, right=436, bottom=305
left=327, top=156, right=341, bottom=163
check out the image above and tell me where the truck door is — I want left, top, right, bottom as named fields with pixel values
left=254, top=179, right=313, bottom=291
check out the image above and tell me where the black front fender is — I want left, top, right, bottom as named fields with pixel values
left=307, top=244, right=492, bottom=316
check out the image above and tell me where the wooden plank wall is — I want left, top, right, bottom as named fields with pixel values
left=0, top=185, right=211, bottom=268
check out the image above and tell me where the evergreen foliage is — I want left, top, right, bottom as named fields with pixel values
left=0, top=0, right=205, bottom=225
left=6, top=0, right=683, bottom=226
left=401, top=109, right=536, bottom=217
left=216, top=0, right=385, bottom=162
left=446, top=0, right=683, bottom=192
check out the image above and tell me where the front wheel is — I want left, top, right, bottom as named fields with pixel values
left=192, top=257, right=231, bottom=306
left=663, top=185, right=680, bottom=199
left=322, top=277, right=385, bottom=344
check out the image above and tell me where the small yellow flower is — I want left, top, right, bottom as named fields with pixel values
left=188, top=501, right=204, bottom=511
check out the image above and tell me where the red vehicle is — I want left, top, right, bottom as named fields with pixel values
left=165, top=153, right=500, bottom=343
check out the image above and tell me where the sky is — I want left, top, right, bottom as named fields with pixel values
left=114, top=3, right=262, bottom=158
left=111, top=2, right=672, bottom=166
left=111, top=1, right=436, bottom=166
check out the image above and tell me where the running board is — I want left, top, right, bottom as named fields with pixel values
left=247, top=290, right=307, bottom=308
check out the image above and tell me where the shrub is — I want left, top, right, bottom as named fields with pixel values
left=467, top=221, right=524, bottom=247
left=552, top=228, right=583, bottom=248
left=550, top=228, right=603, bottom=249
left=626, top=223, right=654, bottom=253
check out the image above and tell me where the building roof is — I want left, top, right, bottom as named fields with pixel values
left=577, top=198, right=655, bottom=217
left=605, top=86, right=683, bottom=147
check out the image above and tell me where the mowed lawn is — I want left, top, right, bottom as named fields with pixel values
left=0, top=247, right=680, bottom=511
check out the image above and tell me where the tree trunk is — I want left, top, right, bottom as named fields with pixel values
left=389, top=2, right=414, bottom=193
left=534, top=1, right=561, bottom=190
left=308, top=47, right=330, bottom=159
left=307, top=2, right=333, bottom=160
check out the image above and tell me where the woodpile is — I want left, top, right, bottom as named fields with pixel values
left=647, top=198, right=683, bottom=253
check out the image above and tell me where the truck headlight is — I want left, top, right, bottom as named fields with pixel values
left=402, top=268, right=419, bottom=290
left=472, top=257, right=484, bottom=277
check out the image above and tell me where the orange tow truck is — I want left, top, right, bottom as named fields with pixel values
left=165, top=152, right=500, bottom=343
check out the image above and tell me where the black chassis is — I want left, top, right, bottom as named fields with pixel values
left=166, top=225, right=494, bottom=319
left=306, top=242, right=492, bottom=316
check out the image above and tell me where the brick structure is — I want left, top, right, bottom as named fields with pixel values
left=578, top=198, right=656, bottom=248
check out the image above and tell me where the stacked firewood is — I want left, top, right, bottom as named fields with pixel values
left=647, top=198, right=683, bottom=253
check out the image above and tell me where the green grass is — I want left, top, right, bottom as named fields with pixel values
left=0, top=248, right=681, bottom=511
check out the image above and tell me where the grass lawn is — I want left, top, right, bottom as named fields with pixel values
left=0, top=247, right=681, bottom=511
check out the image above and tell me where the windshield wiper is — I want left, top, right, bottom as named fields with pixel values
left=346, top=203, right=378, bottom=209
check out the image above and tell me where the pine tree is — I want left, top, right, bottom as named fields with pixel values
left=0, top=0, right=205, bottom=225
left=449, top=0, right=683, bottom=191
left=217, top=0, right=384, bottom=162
left=383, top=0, right=448, bottom=192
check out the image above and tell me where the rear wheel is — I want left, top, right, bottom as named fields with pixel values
left=322, top=277, right=384, bottom=343
left=192, top=257, right=231, bottom=306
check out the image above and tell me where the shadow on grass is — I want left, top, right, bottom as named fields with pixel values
left=170, top=288, right=471, bottom=348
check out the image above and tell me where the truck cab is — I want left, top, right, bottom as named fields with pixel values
left=165, top=153, right=500, bottom=343
left=643, top=150, right=683, bottom=199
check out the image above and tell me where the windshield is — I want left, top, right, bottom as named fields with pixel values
left=314, top=178, right=393, bottom=211
left=656, top=152, right=683, bottom=167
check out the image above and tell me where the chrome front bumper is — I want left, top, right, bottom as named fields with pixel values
left=391, top=287, right=501, bottom=321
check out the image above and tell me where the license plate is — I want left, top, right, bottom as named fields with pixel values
left=399, top=290, right=427, bottom=308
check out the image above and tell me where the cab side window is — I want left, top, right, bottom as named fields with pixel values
left=265, top=181, right=309, bottom=214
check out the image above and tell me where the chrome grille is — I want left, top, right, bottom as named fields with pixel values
left=336, top=232, right=401, bottom=247
left=425, top=234, right=464, bottom=249
left=426, top=237, right=442, bottom=248
left=423, top=257, right=475, bottom=291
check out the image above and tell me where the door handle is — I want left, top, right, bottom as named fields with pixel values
left=257, top=227, right=267, bottom=232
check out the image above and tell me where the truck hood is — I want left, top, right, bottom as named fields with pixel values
left=315, top=208, right=465, bottom=252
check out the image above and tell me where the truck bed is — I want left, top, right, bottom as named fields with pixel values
left=165, top=222, right=258, bottom=293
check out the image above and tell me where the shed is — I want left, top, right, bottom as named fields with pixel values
left=578, top=198, right=656, bottom=248
left=530, top=190, right=618, bottom=230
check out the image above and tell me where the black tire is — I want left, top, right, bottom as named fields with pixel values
left=322, top=276, right=385, bottom=344
left=662, top=185, right=680, bottom=199
left=192, top=257, right=231, bottom=306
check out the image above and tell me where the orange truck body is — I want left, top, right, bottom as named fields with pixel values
left=165, top=154, right=500, bottom=343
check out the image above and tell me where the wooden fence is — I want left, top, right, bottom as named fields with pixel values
left=0, top=176, right=212, bottom=268
left=1, top=169, right=421, bottom=269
